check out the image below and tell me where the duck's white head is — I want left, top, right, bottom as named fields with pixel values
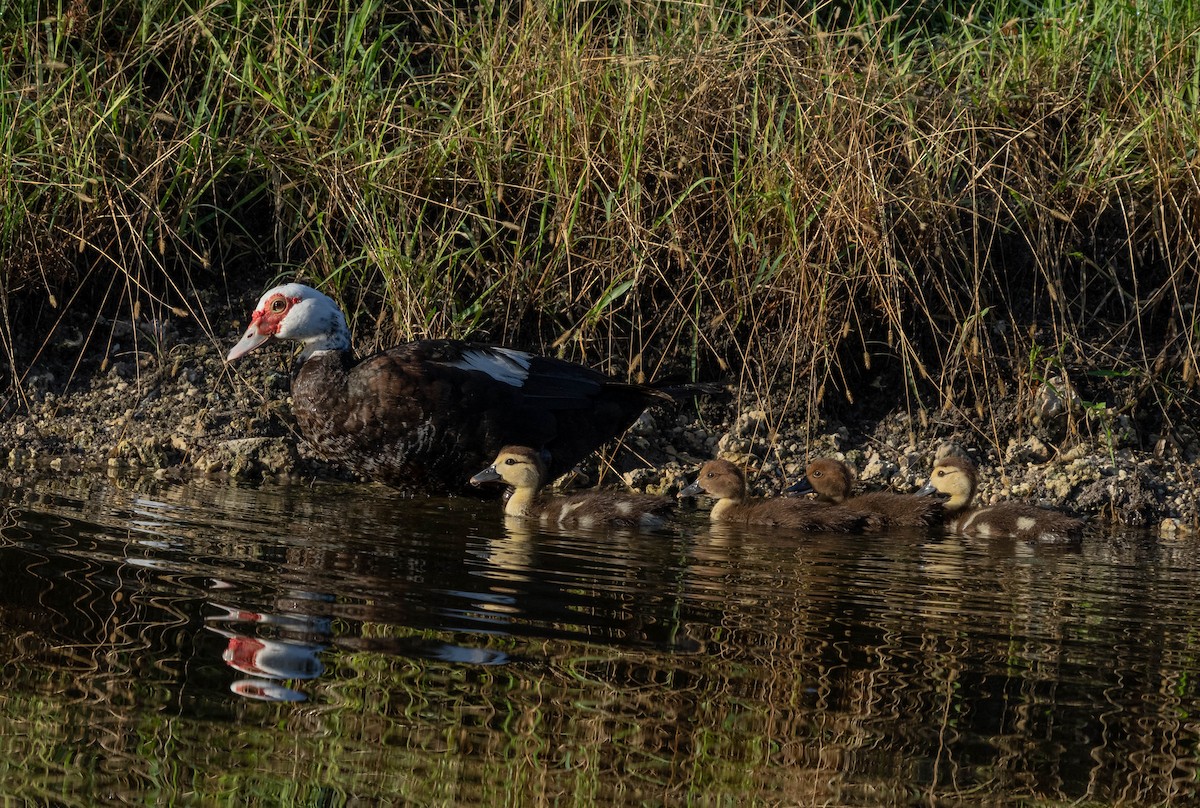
left=226, top=283, right=351, bottom=362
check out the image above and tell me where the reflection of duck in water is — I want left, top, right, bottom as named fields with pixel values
left=207, top=603, right=330, bottom=702
left=484, top=528, right=535, bottom=589
left=230, top=679, right=307, bottom=702
left=207, top=602, right=332, bottom=641
left=219, top=633, right=326, bottom=680
left=470, top=446, right=675, bottom=530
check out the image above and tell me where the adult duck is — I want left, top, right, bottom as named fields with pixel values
left=916, top=454, right=1085, bottom=543
left=679, top=459, right=877, bottom=532
left=227, top=283, right=708, bottom=494
left=469, top=445, right=674, bottom=529
left=788, top=457, right=942, bottom=531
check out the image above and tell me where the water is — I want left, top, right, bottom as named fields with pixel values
left=0, top=472, right=1197, bottom=806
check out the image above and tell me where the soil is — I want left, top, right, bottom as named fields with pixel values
left=1, top=281, right=1195, bottom=537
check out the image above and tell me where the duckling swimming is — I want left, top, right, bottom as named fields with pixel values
left=789, top=457, right=942, bottom=531
left=679, top=459, right=878, bottom=532
left=917, top=454, right=1084, bottom=543
left=470, top=446, right=674, bottom=530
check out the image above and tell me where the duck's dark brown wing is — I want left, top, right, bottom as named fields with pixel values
left=291, top=341, right=679, bottom=494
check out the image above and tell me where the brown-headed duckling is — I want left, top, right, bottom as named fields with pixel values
left=469, top=445, right=674, bottom=530
left=789, top=457, right=943, bottom=531
left=679, top=458, right=879, bottom=532
left=916, top=454, right=1085, bottom=543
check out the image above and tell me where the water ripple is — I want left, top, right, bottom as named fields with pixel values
left=1, top=473, right=1199, bottom=804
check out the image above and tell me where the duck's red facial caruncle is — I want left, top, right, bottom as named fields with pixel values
left=226, top=292, right=301, bottom=361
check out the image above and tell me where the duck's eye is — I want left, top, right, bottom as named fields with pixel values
left=504, top=458, right=517, bottom=466
left=705, top=471, right=715, bottom=478
left=935, top=470, right=946, bottom=478
left=270, top=297, right=287, bottom=313
left=812, top=470, right=822, bottom=479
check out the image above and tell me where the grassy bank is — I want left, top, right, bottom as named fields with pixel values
left=3, top=0, right=1199, bottom=449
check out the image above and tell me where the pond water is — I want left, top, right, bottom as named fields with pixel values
left=0, top=471, right=1197, bottom=806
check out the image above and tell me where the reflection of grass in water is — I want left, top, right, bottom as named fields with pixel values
left=1, top=600, right=1198, bottom=804
left=3, top=1, right=1200, bottom=451
left=0, top=652, right=777, bottom=804
left=2, top=480, right=1199, bottom=804
left=0, top=621, right=833, bottom=804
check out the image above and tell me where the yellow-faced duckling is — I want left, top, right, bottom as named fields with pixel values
left=469, top=446, right=674, bottom=530
left=679, top=459, right=879, bottom=532
left=916, top=454, right=1085, bottom=543
left=789, top=457, right=943, bottom=531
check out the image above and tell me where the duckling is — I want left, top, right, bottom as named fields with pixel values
left=788, top=457, right=942, bottom=531
left=916, top=454, right=1085, bottom=543
left=469, top=446, right=674, bottom=530
left=679, top=459, right=878, bottom=532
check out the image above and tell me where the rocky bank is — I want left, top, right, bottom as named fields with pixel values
left=0, top=284, right=1195, bottom=537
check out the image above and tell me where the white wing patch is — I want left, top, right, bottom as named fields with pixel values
left=445, top=347, right=532, bottom=387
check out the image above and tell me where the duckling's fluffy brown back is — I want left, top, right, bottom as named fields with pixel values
left=535, top=491, right=675, bottom=530
left=802, top=458, right=942, bottom=530
left=840, top=491, right=943, bottom=530
left=682, top=459, right=880, bottom=532
left=948, top=502, right=1084, bottom=543
left=722, top=498, right=879, bottom=532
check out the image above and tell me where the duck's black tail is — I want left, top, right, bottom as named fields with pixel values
left=605, top=379, right=729, bottom=408
left=652, top=380, right=731, bottom=402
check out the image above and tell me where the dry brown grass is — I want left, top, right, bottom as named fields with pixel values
left=2, top=0, right=1199, bottom=451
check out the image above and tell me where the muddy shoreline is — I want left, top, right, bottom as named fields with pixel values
left=1, top=285, right=1195, bottom=536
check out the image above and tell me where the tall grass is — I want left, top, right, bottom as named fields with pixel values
left=2, top=0, right=1199, bottom=444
